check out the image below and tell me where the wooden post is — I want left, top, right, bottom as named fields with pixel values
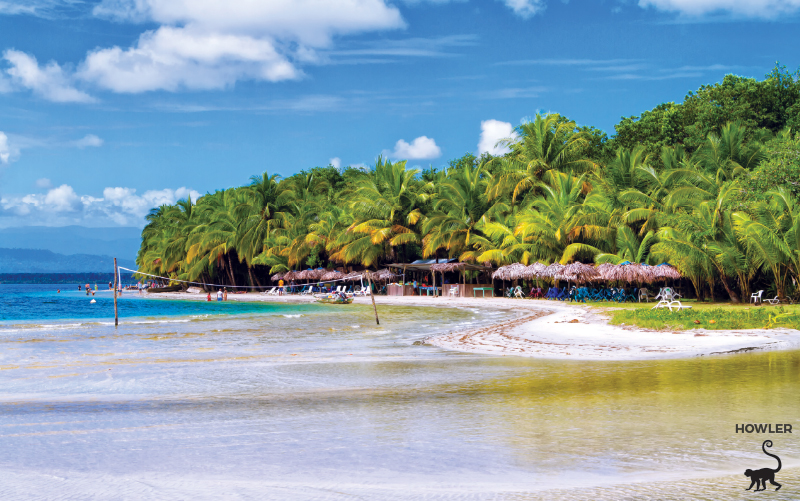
left=113, top=257, right=119, bottom=327
left=367, top=273, right=379, bottom=325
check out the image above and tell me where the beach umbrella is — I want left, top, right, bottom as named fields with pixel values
left=604, top=263, right=647, bottom=283
left=271, top=272, right=286, bottom=281
left=283, top=271, right=300, bottom=281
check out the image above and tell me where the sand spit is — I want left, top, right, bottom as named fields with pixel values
left=142, top=291, right=800, bottom=360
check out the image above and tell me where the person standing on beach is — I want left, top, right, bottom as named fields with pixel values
left=216, top=289, right=223, bottom=301
left=278, top=279, right=284, bottom=296
left=206, top=292, right=211, bottom=301
left=223, top=288, right=228, bottom=301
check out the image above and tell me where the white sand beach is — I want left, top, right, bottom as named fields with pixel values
left=143, top=291, right=800, bottom=360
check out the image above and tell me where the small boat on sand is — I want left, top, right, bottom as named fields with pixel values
left=314, top=293, right=354, bottom=304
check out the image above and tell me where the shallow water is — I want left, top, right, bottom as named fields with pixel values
left=0, top=286, right=797, bottom=499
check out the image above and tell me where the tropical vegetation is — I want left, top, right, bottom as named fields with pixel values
left=137, top=65, right=800, bottom=302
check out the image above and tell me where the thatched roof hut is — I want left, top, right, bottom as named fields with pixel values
left=321, top=270, right=344, bottom=281
left=492, top=262, right=527, bottom=280
left=368, top=268, right=397, bottom=281
left=523, top=262, right=548, bottom=279
left=430, top=262, right=466, bottom=273
left=271, top=272, right=286, bottom=281
left=557, top=262, right=600, bottom=283
left=595, top=263, right=616, bottom=281
left=604, top=263, right=647, bottom=283
left=542, top=262, right=565, bottom=278
left=652, top=263, right=682, bottom=280
left=282, top=271, right=300, bottom=281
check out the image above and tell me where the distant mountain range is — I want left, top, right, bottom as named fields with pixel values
left=0, top=248, right=137, bottom=273
left=0, top=225, right=141, bottom=259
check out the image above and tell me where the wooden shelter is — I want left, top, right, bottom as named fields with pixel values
left=388, top=259, right=492, bottom=297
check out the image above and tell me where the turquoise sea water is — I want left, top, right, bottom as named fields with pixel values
left=0, top=284, right=798, bottom=499
left=0, top=284, right=319, bottom=323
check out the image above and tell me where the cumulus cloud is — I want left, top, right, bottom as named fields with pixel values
left=35, top=177, right=53, bottom=189
left=501, top=0, right=546, bottom=18
left=78, top=0, right=405, bottom=93
left=2, top=49, right=95, bottom=103
left=637, top=0, right=800, bottom=16
left=74, top=134, right=104, bottom=148
left=329, top=157, right=341, bottom=169
left=0, top=131, right=10, bottom=164
left=1, top=184, right=201, bottom=226
left=386, top=136, right=442, bottom=160
left=78, top=26, right=300, bottom=92
left=478, top=119, right=519, bottom=156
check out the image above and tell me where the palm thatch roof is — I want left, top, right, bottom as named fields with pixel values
left=652, top=263, right=682, bottom=280
left=492, top=262, right=527, bottom=280
left=603, top=263, right=648, bottom=283
left=523, top=262, right=548, bottom=279
left=595, top=263, right=616, bottom=281
left=430, top=262, right=465, bottom=273
left=368, top=268, right=397, bottom=281
left=271, top=272, right=286, bottom=281
left=542, top=262, right=565, bottom=278
left=557, top=262, right=600, bottom=283
left=321, top=270, right=344, bottom=281
left=282, top=271, right=300, bottom=281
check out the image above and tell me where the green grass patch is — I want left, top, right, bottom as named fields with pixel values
left=599, top=304, right=800, bottom=331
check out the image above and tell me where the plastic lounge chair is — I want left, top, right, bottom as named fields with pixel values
left=764, top=295, right=781, bottom=305
left=638, top=288, right=651, bottom=302
left=751, top=290, right=763, bottom=305
left=651, top=299, right=693, bottom=311
left=262, top=287, right=276, bottom=295
left=513, top=286, right=524, bottom=298
left=448, top=285, right=459, bottom=297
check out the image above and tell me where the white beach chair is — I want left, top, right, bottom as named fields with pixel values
left=335, top=286, right=344, bottom=293
left=638, top=288, right=652, bottom=302
left=751, top=290, right=763, bottom=305
left=651, top=299, right=692, bottom=312
left=261, top=287, right=276, bottom=295
left=764, top=295, right=781, bottom=305
left=513, top=286, right=524, bottom=298
left=448, top=285, right=459, bottom=297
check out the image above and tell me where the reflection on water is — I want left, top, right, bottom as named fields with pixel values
left=0, top=299, right=797, bottom=499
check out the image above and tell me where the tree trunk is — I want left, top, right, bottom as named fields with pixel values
left=719, top=274, right=740, bottom=303
left=226, top=253, right=237, bottom=286
left=251, top=267, right=263, bottom=291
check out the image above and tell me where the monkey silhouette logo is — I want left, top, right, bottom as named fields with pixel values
left=744, top=440, right=782, bottom=492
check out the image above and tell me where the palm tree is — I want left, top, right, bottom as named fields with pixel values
left=487, top=113, right=597, bottom=202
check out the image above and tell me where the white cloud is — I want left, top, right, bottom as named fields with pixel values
left=478, top=119, right=518, bottom=156
left=78, top=26, right=300, bottom=93
left=35, top=177, right=52, bottom=189
left=93, top=0, right=405, bottom=46
left=74, top=134, right=104, bottom=148
left=2, top=49, right=95, bottom=103
left=501, top=0, right=546, bottom=18
left=386, top=136, right=442, bottom=160
left=78, top=0, right=405, bottom=93
left=0, top=131, right=9, bottom=164
left=637, top=0, right=800, bottom=17
left=1, top=184, right=201, bottom=226
left=44, top=184, right=80, bottom=211
left=329, top=157, right=341, bottom=169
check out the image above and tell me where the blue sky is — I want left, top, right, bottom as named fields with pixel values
left=0, top=0, right=798, bottom=228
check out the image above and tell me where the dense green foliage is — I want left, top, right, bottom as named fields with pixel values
left=138, top=66, right=800, bottom=301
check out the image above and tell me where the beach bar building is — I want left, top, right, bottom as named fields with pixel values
left=387, top=259, right=493, bottom=297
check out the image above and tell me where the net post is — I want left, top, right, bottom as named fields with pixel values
left=113, top=258, right=119, bottom=327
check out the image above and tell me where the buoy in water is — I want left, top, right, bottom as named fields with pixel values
left=90, top=299, right=97, bottom=304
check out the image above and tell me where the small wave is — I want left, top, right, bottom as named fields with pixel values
left=282, top=314, right=303, bottom=318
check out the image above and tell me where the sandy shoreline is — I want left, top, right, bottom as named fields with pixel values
left=141, top=291, right=800, bottom=360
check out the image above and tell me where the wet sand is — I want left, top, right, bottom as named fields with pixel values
left=143, top=291, right=800, bottom=360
